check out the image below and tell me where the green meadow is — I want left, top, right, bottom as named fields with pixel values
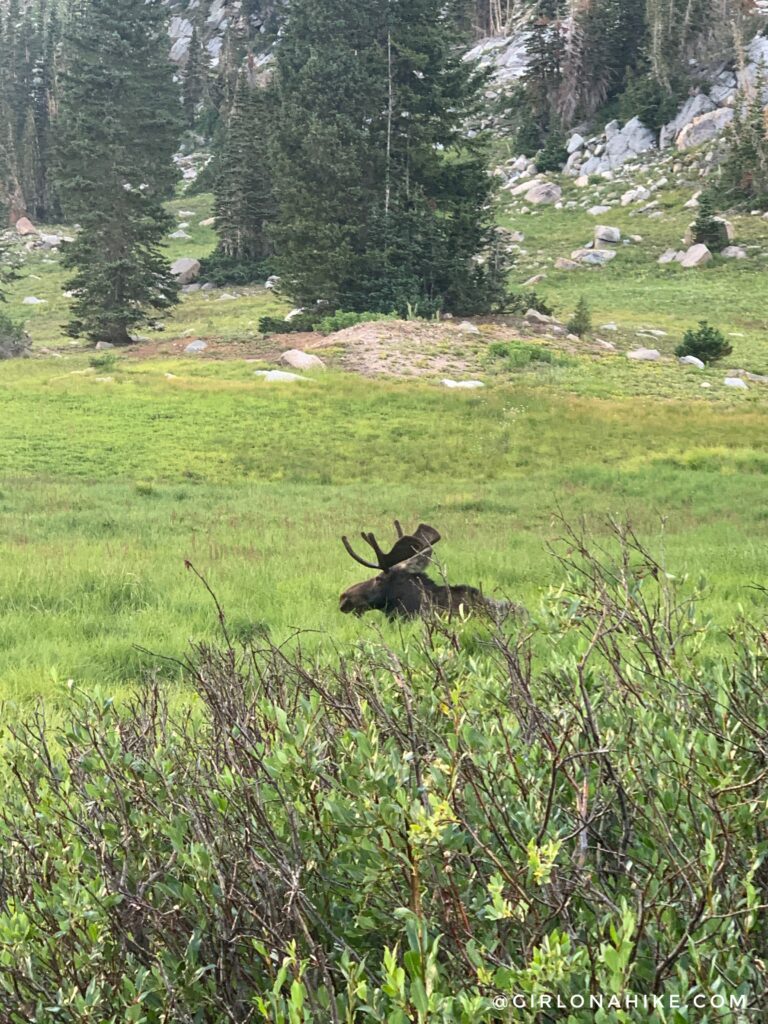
left=1, top=185, right=767, bottom=700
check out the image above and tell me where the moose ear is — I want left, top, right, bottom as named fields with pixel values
left=392, top=547, right=433, bottom=575
left=414, top=524, right=441, bottom=547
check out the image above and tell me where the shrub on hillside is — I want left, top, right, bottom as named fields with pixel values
left=536, top=129, right=568, bottom=173
left=259, top=312, right=324, bottom=334
left=675, top=321, right=733, bottom=364
left=316, top=310, right=397, bottom=334
left=0, top=523, right=763, bottom=1018
left=199, top=249, right=271, bottom=286
left=567, top=296, right=592, bottom=337
left=0, top=311, right=30, bottom=358
left=504, top=289, right=555, bottom=317
left=691, top=191, right=730, bottom=252
left=490, top=339, right=569, bottom=369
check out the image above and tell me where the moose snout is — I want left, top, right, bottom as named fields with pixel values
left=339, top=592, right=357, bottom=615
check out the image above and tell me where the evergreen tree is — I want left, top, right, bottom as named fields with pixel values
left=212, top=68, right=274, bottom=272
left=182, top=24, right=206, bottom=130
left=55, top=0, right=183, bottom=345
left=272, top=0, right=508, bottom=316
left=518, top=0, right=564, bottom=148
left=717, top=77, right=768, bottom=210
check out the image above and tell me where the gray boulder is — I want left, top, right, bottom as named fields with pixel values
left=525, top=182, right=562, bottom=205
left=627, top=348, right=661, bottom=362
left=724, top=377, right=748, bottom=390
left=679, top=244, right=712, bottom=268
left=677, top=108, right=734, bottom=150
left=679, top=355, right=705, bottom=369
left=171, top=257, right=201, bottom=285
left=254, top=370, right=308, bottom=383
left=660, top=94, right=716, bottom=149
left=721, top=246, right=747, bottom=259
left=571, top=248, right=617, bottom=266
left=595, top=225, right=621, bottom=244
left=279, top=349, right=326, bottom=371
left=442, top=379, right=485, bottom=390
left=184, top=339, right=208, bottom=354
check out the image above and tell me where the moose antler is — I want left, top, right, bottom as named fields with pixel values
left=342, top=523, right=442, bottom=572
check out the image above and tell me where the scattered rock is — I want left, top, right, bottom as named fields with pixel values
left=254, top=370, right=308, bottom=383
left=594, top=339, right=616, bottom=350
left=721, top=246, right=747, bottom=259
left=171, top=257, right=201, bottom=285
left=95, top=341, right=114, bottom=351
left=457, top=321, right=481, bottom=334
left=555, top=257, right=580, bottom=270
left=523, top=274, right=546, bottom=285
left=22, top=296, right=45, bottom=305
left=181, top=283, right=201, bottom=294
left=524, top=309, right=553, bottom=324
left=199, top=217, right=215, bottom=227
left=442, top=379, right=486, bottom=390
left=679, top=355, right=705, bottom=368
left=658, top=249, right=683, bottom=265
left=184, top=340, right=208, bottom=354
left=566, top=132, right=585, bottom=154
left=627, top=348, right=661, bottom=362
left=684, top=191, right=702, bottom=209
left=621, top=186, right=651, bottom=207
left=279, top=349, right=326, bottom=371
left=679, top=244, right=712, bottom=268
left=574, top=175, right=590, bottom=188
left=724, top=377, right=748, bottom=390
left=525, top=182, right=562, bottom=205
left=595, top=225, right=621, bottom=244
left=571, top=248, right=617, bottom=266
left=169, top=230, right=192, bottom=240
left=601, top=323, right=618, bottom=331
left=218, top=293, right=238, bottom=301
left=587, top=205, right=611, bottom=216
left=14, top=217, right=37, bottom=236
left=265, top=275, right=282, bottom=291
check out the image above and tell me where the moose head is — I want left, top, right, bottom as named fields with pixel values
left=339, top=521, right=509, bottom=620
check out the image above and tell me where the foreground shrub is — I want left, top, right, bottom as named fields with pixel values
left=676, top=320, right=733, bottom=364
left=0, top=523, right=764, bottom=1021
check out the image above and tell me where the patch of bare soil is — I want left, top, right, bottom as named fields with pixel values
left=58, top=314, right=615, bottom=376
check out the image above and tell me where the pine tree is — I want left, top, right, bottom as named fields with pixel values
left=183, top=24, right=206, bottom=130
left=717, top=77, right=768, bottom=210
left=212, top=68, right=274, bottom=272
left=272, top=0, right=508, bottom=316
left=55, top=0, right=183, bottom=345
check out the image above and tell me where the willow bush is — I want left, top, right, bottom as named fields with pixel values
left=0, top=522, right=765, bottom=1022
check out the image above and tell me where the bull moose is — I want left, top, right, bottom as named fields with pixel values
left=339, top=521, right=511, bottom=620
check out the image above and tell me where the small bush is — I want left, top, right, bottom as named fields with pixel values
left=675, top=321, right=733, bottom=364
left=89, top=351, right=119, bottom=372
left=199, top=249, right=271, bottom=286
left=567, top=296, right=592, bottom=338
left=691, top=192, right=730, bottom=252
left=0, top=311, right=30, bottom=359
left=316, top=310, right=397, bottom=334
left=258, top=313, right=324, bottom=334
left=536, top=129, right=568, bottom=173
left=489, top=340, right=566, bottom=368
left=503, top=289, right=555, bottom=317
